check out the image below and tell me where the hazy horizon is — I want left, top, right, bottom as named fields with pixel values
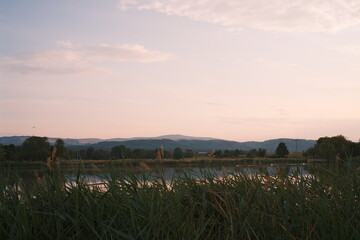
left=0, top=133, right=319, bottom=142
left=1, top=0, right=359, bottom=142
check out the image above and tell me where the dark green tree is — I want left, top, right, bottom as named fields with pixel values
left=275, top=142, right=289, bottom=158
left=0, top=144, right=6, bottom=161
left=93, top=149, right=111, bottom=160
left=163, top=150, right=172, bottom=159
left=246, top=149, right=258, bottom=158
left=214, top=150, right=222, bottom=158
left=86, top=147, right=95, bottom=160
left=55, top=139, right=67, bottom=159
left=233, top=149, right=242, bottom=158
left=145, top=150, right=157, bottom=159
left=132, top=149, right=146, bottom=159
left=258, top=148, right=267, bottom=157
left=315, top=135, right=352, bottom=161
left=78, top=149, right=87, bottom=159
left=349, top=142, right=360, bottom=157
left=329, top=135, right=351, bottom=159
left=21, top=136, right=51, bottom=161
left=111, top=145, right=128, bottom=159
left=4, top=144, right=18, bottom=161
left=317, top=141, right=336, bottom=161
left=304, top=146, right=317, bottom=158
left=223, top=150, right=231, bottom=158
left=173, top=147, right=183, bottom=159
left=184, top=149, right=194, bottom=158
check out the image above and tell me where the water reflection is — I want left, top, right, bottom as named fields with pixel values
left=63, top=164, right=312, bottom=187
left=1, top=164, right=313, bottom=191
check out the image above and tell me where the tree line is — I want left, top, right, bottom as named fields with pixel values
left=304, top=135, right=360, bottom=161
left=0, top=136, right=286, bottom=161
left=0, top=137, right=67, bottom=162
left=0, top=135, right=359, bottom=162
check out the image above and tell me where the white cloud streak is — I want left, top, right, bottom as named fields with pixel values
left=81, top=44, right=172, bottom=62
left=0, top=51, right=97, bottom=75
left=124, top=0, right=360, bottom=33
left=56, top=40, right=76, bottom=49
left=0, top=42, right=172, bottom=75
left=118, top=0, right=139, bottom=11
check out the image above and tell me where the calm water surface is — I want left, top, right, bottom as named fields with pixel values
left=64, top=164, right=311, bottom=185
left=1, top=163, right=314, bottom=188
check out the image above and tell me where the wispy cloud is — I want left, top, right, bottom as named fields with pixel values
left=0, top=51, right=100, bottom=75
left=0, top=42, right=172, bottom=75
left=224, top=27, right=244, bottom=33
left=118, top=0, right=139, bottom=11
left=56, top=40, right=76, bottom=49
left=80, top=44, right=172, bottom=62
left=123, top=0, right=360, bottom=33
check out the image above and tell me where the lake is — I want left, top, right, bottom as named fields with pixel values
left=1, top=162, right=314, bottom=190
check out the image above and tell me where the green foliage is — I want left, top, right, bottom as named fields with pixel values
left=1, top=144, right=20, bottom=161
left=258, top=148, right=267, bottom=157
left=214, top=149, right=246, bottom=158
left=163, top=150, right=172, bottom=159
left=304, top=146, right=317, bottom=158
left=349, top=142, right=360, bottom=157
left=223, top=150, right=231, bottom=157
left=93, top=149, right=111, bottom=160
left=317, top=140, right=336, bottom=161
left=245, top=148, right=267, bottom=158
left=233, top=149, right=242, bottom=157
left=86, top=147, right=95, bottom=159
left=55, top=139, right=67, bottom=159
left=173, top=147, right=183, bottom=159
left=316, top=135, right=352, bottom=160
left=214, top=150, right=222, bottom=157
left=183, top=149, right=194, bottom=158
left=275, top=142, right=289, bottom=158
left=0, top=167, right=359, bottom=239
left=246, top=149, right=258, bottom=158
left=0, top=144, right=6, bottom=161
left=132, top=148, right=146, bottom=159
left=111, top=145, right=128, bottom=159
left=70, top=146, right=162, bottom=160
left=20, top=136, right=51, bottom=161
left=305, top=135, right=359, bottom=161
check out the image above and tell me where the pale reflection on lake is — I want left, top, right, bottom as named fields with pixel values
left=1, top=163, right=315, bottom=191
left=64, top=164, right=312, bottom=187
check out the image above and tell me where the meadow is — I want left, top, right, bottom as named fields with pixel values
left=0, top=163, right=359, bottom=239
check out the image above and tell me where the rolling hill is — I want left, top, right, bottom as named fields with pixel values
left=0, top=135, right=316, bottom=152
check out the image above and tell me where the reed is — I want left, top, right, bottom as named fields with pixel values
left=0, top=166, right=359, bottom=239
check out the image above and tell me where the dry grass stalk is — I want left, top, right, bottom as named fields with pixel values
left=139, top=162, right=152, bottom=171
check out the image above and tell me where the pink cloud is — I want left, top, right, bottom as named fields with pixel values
left=128, top=0, right=360, bottom=33
left=0, top=42, right=172, bottom=75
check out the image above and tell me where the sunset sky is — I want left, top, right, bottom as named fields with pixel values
left=1, top=0, right=360, bottom=141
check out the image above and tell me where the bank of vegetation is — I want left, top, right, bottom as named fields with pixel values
left=0, top=135, right=359, bottom=164
left=0, top=165, right=359, bottom=239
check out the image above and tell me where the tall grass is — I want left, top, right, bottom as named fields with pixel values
left=0, top=166, right=359, bottom=239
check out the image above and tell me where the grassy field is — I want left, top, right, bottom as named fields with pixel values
left=0, top=164, right=359, bottom=239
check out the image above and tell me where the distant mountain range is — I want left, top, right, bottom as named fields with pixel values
left=0, top=135, right=316, bottom=152
left=0, top=135, right=219, bottom=145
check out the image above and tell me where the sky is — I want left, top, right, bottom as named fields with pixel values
left=1, top=0, right=360, bottom=142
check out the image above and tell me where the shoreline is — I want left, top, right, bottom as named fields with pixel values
left=0, top=157, right=327, bottom=170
